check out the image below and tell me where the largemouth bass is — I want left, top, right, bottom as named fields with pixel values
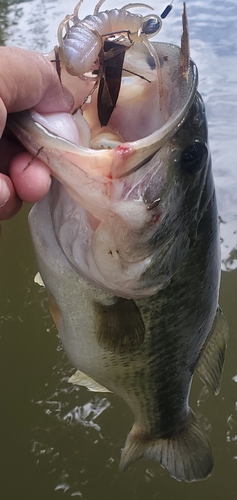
left=9, top=2, right=228, bottom=482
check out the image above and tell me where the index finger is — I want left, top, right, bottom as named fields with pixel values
left=0, top=46, right=73, bottom=136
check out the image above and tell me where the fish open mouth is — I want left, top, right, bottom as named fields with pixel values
left=8, top=1, right=197, bottom=183
left=62, top=40, right=171, bottom=146
left=7, top=9, right=199, bottom=298
left=11, top=39, right=197, bottom=183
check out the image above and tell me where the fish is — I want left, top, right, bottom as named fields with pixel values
left=8, top=2, right=228, bottom=482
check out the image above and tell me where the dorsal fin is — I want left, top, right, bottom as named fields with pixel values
left=196, top=307, right=228, bottom=395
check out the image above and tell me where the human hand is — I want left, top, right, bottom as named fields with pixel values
left=0, top=46, right=73, bottom=224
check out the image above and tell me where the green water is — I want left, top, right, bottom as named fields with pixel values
left=0, top=209, right=237, bottom=499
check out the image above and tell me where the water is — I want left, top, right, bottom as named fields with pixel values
left=0, top=0, right=237, bottom=498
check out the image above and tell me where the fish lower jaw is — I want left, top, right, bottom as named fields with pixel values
left=52, top=182, right=171, bottom=298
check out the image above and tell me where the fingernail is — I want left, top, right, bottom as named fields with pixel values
left=0, top=178, right=11, bottom=207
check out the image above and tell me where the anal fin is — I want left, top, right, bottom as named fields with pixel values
left=68, top=369, right=111, bottom=393
left=196, top=307, right=228, bottom=395
left=120, top=409, right=213, bottom=482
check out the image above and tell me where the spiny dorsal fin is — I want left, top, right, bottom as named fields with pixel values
left=180, top=2, right=190, bottom=79
left=120, top=409, right=213, bottom=482
left=196, top=307, right=228, bottom=395
left=94, top=297, right=145, bottom=354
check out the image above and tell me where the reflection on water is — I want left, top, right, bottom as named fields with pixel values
left=0, top=0, right=237, bottom=499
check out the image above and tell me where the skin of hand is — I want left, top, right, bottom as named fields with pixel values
left=0, top=46, right=73, bottom=228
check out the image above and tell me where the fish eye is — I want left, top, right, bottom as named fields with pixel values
left=191, top=98, right=205, bottom=128
left=180, top=142, right=208, bottom=174
left=141, top=15, right=162, bottom=36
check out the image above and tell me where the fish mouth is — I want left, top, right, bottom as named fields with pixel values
left=8, top=24, right=199, bottom=299
left=9, top=39, right=197, bottom=182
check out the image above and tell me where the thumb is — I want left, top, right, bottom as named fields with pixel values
left=0, top=47, right=74, bottom=116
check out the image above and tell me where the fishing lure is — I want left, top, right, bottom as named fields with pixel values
left=57, top=0, right=173, bottom=125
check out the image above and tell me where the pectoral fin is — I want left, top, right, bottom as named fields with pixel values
left=196, top=307, right=228, bottom=395
left=94, top=297, right=145, bottom=354
left=120, top=409, right=213, bottom=482
left=68, top=369, right=111, bottom=393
